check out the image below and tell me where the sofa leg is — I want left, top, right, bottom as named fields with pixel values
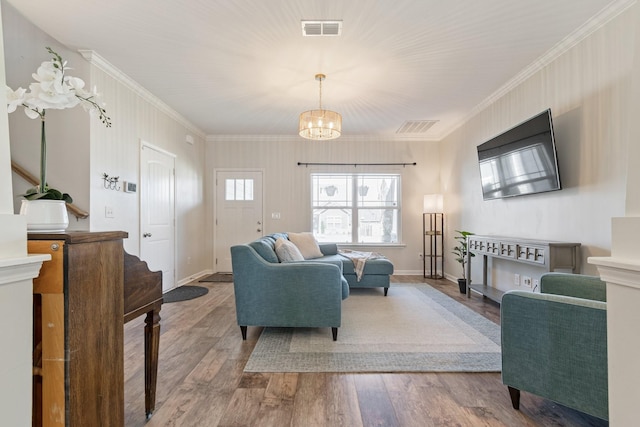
left=384, top=287, right=389, bottom=296
left=508, top=386, right=520, bottom=410
left=332, top=327, right=338, bottom=341
left=240, top=326, right=247, bottom=340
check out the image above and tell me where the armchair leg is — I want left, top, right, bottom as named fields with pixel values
left=332, top=327, right=338, bottom=341
left=384, top=287, right=389, bottom=296
left=508, top=386, right=520, bottom=410
left=240, top=326, right=247, bottom=340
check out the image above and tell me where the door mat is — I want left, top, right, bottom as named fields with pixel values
left=163, top=285, right=209, bottom=303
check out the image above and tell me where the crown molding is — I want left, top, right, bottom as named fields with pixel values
left=78, top=50, right=206, bottom=140
left=205, top=134, right=438, bottom=144
left=437, top=0, right=637, bottom=140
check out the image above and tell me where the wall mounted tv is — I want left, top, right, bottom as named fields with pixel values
left=476, top=109, right=561, bottom=201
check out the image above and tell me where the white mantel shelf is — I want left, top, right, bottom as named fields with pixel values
left=0, top=254, right=51, bottom=284
left=0, top=254, right=51, bottom=268
left=588, top=256, right=640, bottom=289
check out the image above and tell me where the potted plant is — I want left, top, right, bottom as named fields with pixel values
left=452, top=230, right=474, bottom=293
left=6, top=47, right=111, bottom=231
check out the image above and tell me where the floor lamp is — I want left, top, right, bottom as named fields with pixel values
left=423, top=194, right=444, bottom=279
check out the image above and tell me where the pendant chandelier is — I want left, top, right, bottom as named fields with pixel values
left=298, top=73, right=342, bottom=140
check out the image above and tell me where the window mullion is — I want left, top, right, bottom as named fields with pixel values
left=352, top=177, right=358, bottom=243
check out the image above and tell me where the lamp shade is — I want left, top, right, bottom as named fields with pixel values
left=423, top=194, right=443, bottom=213
left=298, top=109, right=342, bottom=140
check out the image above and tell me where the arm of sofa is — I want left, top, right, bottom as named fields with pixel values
left=540, top=272, right=606, bottom=301
left=319, top=243, right=338, bottom=255
left=501, top=290, right=608, bottom=420
left=231, top=244, right=345, bottom=331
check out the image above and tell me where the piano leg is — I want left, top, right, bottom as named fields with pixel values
left=144, top=308, right=161, bottom=419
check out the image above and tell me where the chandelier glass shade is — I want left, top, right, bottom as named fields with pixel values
left=299, top=74, right=342, bottom=140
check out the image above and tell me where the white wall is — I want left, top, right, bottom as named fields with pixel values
left=0, top=2, right=44, bottom=425
left=207, top=135, right=439, bottom=273
left=0, top=1, right=10, bottom=215
left=439, top=3, right=635, bottom=289
left=3, top=2, right=211, bottom=284
left=86, top=58, right=209, bottom=283
left=627, top=2, right=640, bottom=216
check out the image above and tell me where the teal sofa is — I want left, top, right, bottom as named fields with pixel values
left=501, top=272, right=608, bottom=421
left=230, top=233, right=394, bottom=341
left=231, top=233, right=349, bottom=341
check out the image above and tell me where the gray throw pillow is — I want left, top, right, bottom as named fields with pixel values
left=274, top=238, right=304, bottom=262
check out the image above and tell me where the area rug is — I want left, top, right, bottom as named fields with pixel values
left=163, top=285, right=209, bottom=303
left=244, top=284, right=501, bottom=373
left=199, top=273, right=233, bottom=282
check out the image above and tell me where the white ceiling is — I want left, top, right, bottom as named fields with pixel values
left=5, top=0, right=623, bottom=140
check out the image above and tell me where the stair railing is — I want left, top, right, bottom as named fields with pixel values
left=11, top=160, right=89, bottom=220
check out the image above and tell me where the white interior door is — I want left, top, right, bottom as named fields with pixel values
left=215, top=170, right=263, bottom=272
left=140, top=143, right=176, bottom=293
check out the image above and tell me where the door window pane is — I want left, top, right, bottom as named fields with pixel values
left=225, top=179, right=254, bottom=201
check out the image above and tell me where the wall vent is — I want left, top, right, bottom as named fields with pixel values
left=396, top=120, right=439, bottom=134
left=301, top=20, right=343, bottom=36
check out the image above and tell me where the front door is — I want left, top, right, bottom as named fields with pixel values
left=215, top=170, right=263, bottom=272
left=140, top=143, right=176, bottom=293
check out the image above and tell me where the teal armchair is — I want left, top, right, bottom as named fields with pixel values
left=501, top=273, right=608, bottom=421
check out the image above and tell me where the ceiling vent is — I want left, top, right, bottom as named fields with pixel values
left=396, top=120, right=439, bottom=134
left=301, top=20, right=343, bottom=36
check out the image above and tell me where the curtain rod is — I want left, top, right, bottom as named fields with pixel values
left=297, top=162, right=416, bottom=167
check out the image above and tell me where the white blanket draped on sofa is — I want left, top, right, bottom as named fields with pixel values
left=338, top=249, right=385, bottom=281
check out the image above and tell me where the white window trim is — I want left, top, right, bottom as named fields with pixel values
left=311, top=173, right=402, bottom=245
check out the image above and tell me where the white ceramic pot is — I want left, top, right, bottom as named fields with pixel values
left=20, top=199, right=69, bottom=232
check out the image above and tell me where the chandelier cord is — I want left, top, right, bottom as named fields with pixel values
left=318, top=76, right=323, bottom=111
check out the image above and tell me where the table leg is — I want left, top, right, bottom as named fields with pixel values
left=144, top=308, right=161, bottom=419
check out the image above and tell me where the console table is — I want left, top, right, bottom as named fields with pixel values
left=465, top=235, right=581, bottom=303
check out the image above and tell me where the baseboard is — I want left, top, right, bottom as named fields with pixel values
left=393, top=270, right=423, bottom=275
left=177, top=269, right=214, bottom=287
left=393, top=270, right=457, bottom=285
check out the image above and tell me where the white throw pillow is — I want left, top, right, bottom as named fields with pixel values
left=274, top=238, right=304, bottom=262
left=288, top=232, right=323, bottom=259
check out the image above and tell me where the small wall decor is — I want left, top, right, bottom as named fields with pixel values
left=102, top=173, right=121, bottom=191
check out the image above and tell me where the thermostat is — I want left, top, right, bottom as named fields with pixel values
left=124, top=181, right=137, bottom=193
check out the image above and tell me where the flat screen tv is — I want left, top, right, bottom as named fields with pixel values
left=476, top=109, right=561, bottom=201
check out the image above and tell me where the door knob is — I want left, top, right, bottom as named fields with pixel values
left=143, top=232, right=152, bottom=238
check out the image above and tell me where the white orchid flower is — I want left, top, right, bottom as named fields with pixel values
left=6, top=47, right=111, bottom=127
left=6, top=86, right=26, bottom=113
left=6, top=46, right=111, bottom=201
left=32, top=61, right=64, bottom=94
left=23, top=106, right=41, bottom=120
left=27, top=81, right=78, bottom=110
left=66, top=76, right=85, bottom=91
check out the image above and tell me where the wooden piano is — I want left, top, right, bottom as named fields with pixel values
left=30, top=231, right=162, bottom=426
left=123, top=251, right=163, bottom=419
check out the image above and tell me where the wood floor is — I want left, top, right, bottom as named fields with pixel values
left=123, top=276, right=608, bottom=427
